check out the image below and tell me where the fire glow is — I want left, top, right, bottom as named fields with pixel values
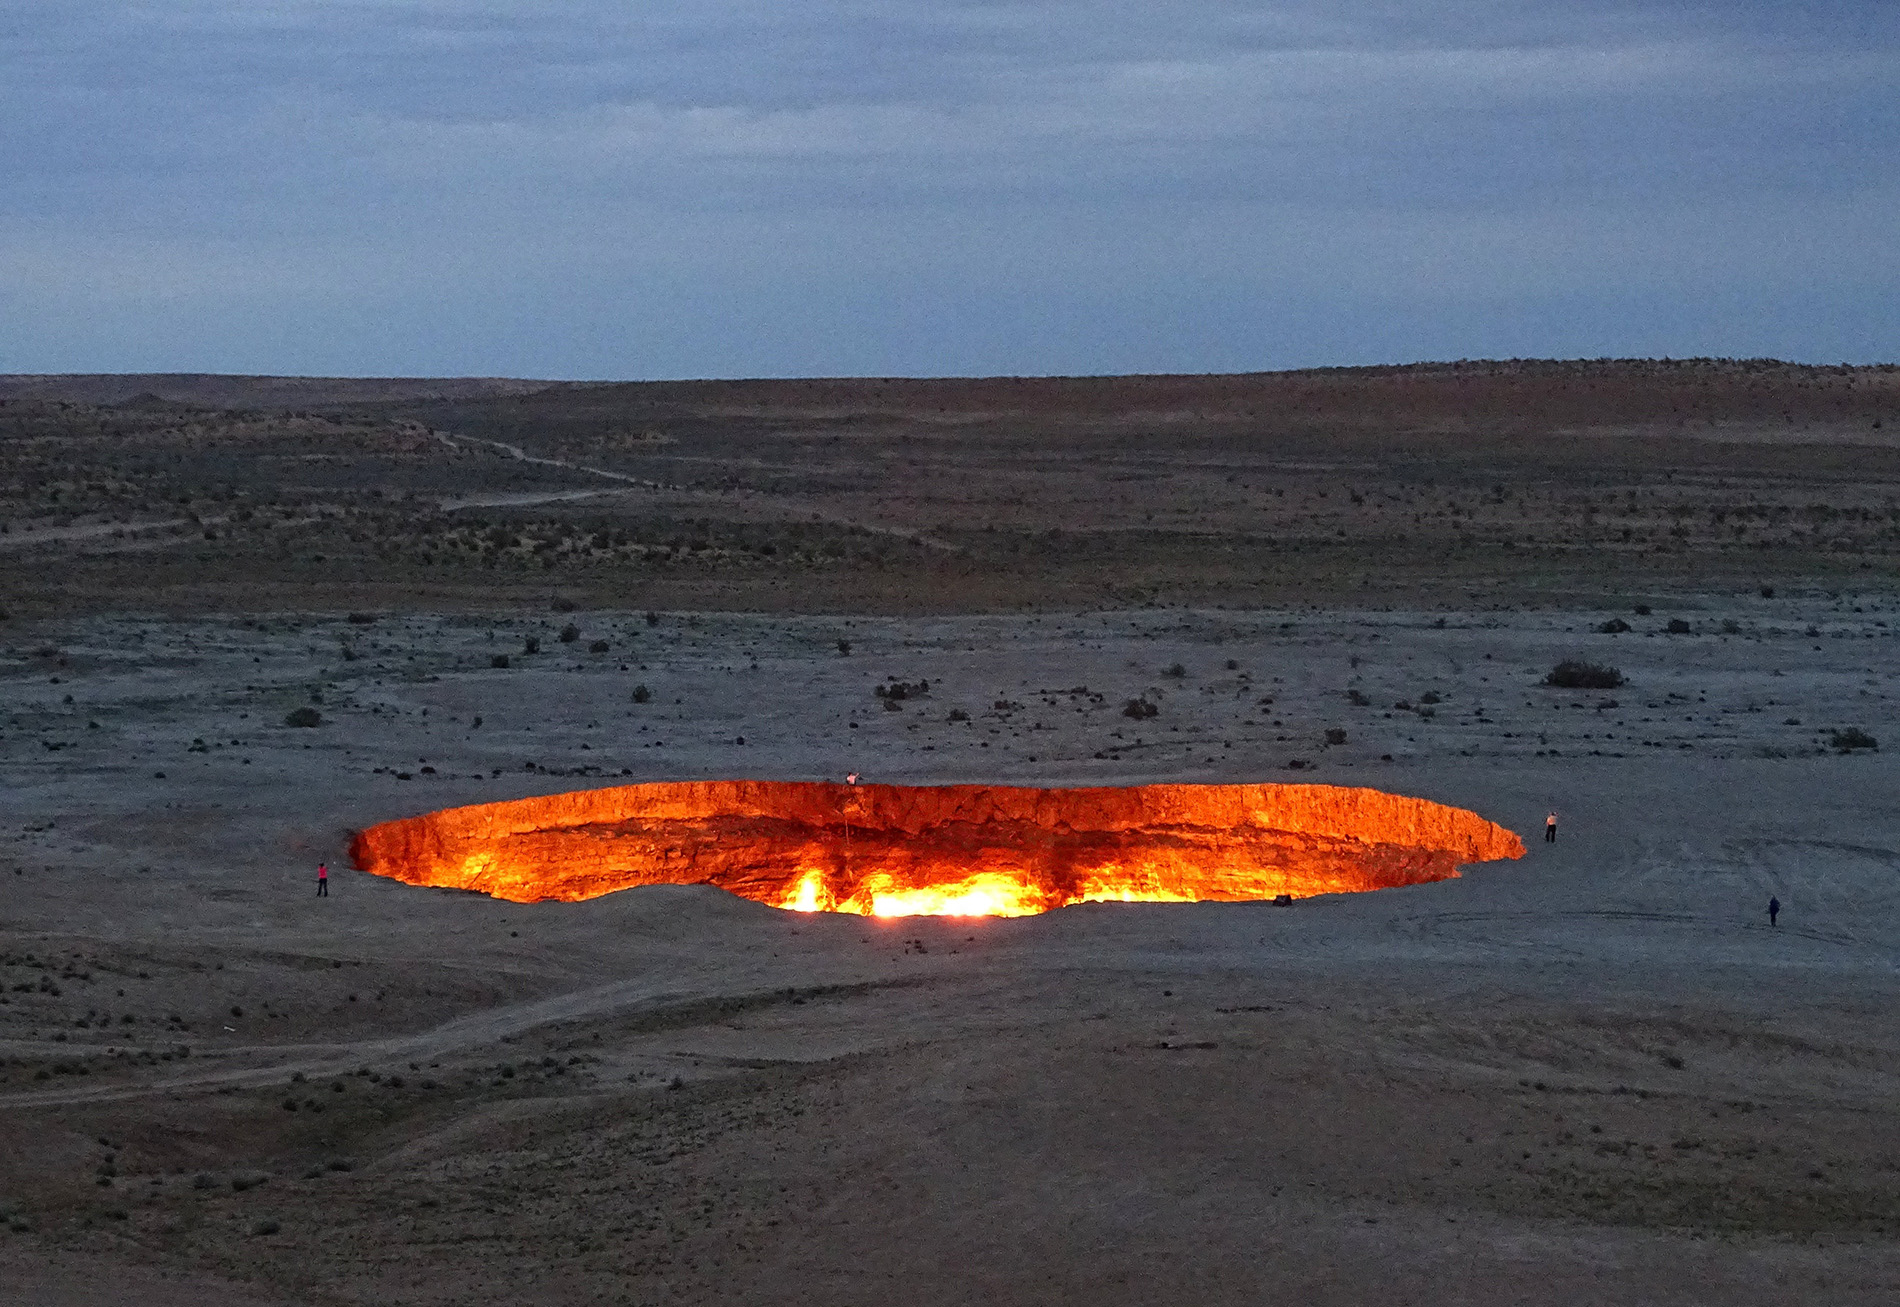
left=348, top=780, right=1523, bottom=918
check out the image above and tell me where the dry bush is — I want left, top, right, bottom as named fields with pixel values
left=1544, top=661, right=1625, bottom=689
left=1827, top=727, right=1878, bottom=753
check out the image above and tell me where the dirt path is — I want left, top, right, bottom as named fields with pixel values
left=426, top=428, right=963, bottom=550
left=0, top=967, right=914, bottom=1110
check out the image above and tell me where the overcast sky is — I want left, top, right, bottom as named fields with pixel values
left=2, top=2, right=1895, bottom=378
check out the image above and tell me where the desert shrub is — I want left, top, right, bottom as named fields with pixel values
left=490, top=654, right=509, bottom=668
left=645, top=611, right=660, bottom=625
left=631, top=684, right=651, bottom=704
left=1633, top=603, right=1652, bottom=616
left=1544, top=661, right=1625, bottom=689
left=1347, top=689, right=1369, bottom=706
left=1418, top=690, right=1442, bottom=705
left=1324, top=728, right=1347, bottom=746
left=947, top=709, right=969, bottom=722
left=1225, top=659, right=1239, bottom=671
left=1162, top=663, right=1187, bottom=678
left=1598, top=618, right=1631, bottom=633
left=283, top=707, right=322, bottom=728
left=874, top=679, right=929, bottom=702
left=588, top=639, right=609, bottom=653
left=551, top=597, right=576, bottom=612
left=1827, top=727, right=1878, bottom=753
left=836, top=639, right=851, bottom=655
left=250, top=1218, right=280, bottom=1237
left=1721, top=619, right=1740, bottom=634
left=346, top=612, right=376, bottom=624
left=1666, top=618, right=1692, bottom=634
left=1122, top=697, right=1159, bottom=720
left=558, top=623, right=580, bottom=643
left=1759, top=585, right=1775, bottom=598
left=522, top=637, right=539, bottom=654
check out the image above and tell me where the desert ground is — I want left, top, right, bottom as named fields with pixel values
left=2, top=364, right=1898, bottom=1304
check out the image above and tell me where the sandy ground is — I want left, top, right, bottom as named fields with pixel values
left=1, top=600, right=1897, bottom=1304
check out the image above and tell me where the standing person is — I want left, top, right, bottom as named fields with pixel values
left=1768, top=895, right=1779, bottom=927
left=1545, top=812, right=1558, bottom=844
left=316, top=863, right=329, bottom=898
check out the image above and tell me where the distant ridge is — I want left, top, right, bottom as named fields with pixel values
left=2, top=359, right=1892, bottom=413
left=0, top=373, right=561, bottom=409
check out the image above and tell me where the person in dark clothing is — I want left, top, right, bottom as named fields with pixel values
left=317, top=863, right=329, bottom=898
left=1544, top=812, right=1558, bottom=843
left=1768, top=895, right=1779, bottom=927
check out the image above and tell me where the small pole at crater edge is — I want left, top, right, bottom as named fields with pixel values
left=843, top=773, right=859, bottom=882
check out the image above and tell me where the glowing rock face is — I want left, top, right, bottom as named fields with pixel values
left=349, top=781, right=1523, bottom=917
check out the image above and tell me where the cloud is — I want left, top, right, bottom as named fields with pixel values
left=1, top=1, right=1896, bottom=373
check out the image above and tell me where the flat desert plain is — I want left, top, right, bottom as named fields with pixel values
left=1, top=602, right=1897, bottom=1305
left=1, top=363, right=1897, bottom=1304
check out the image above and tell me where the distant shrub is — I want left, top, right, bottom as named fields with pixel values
left=1721, top=619, right=1740, bottom=634
left=1122, top=697, right=1159, bottom=720
left=283, top=707, right=322, bottom=728
left=1598, top=618, right=1631, bottom=633
left=1418, top=690, right=1442, bottom=705
left=588, top=639, right=609, bottom=653
left=490, top=654, right=509, bottom=669
left=250, top=1218, right=280, bottom=1237
left=631, top=684, right=651, bottom=704
left=837, top=639, right=851, bottom=655
left=947, top=709, right=969, bottom=722
left=1666, top=618, right=1692, bottom=634
left=1162, top=663, right=1187, bottom=678
left=1346, top=689, right=1369, bottom=706
left=522, top=637, right=539, bottom=654
left=1827, top=727, right=1878, bottom=753
left=1759, top=585, right=1775, bottom=598
left=558, top=623, right=580, bottom=643
left=645, top=611, right=660, bottom=626
left=551, top=597, right=576, bottom=613
left=1633, top=603, right=1652, bottom=616
left=346, top=612, right=376, bottom=625
left=1323, top=728, right=1347, bottom=746
left=874, top=679, right=929, bottom=702
left=1544, top=661, right=1625, bottom=689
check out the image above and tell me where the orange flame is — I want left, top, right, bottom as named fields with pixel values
left=349, top=780, right=1523, bottom=917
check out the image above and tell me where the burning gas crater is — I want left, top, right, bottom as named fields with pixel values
left=349, top=781, right=1523, bottom=918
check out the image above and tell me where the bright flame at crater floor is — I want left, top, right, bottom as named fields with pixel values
left=349, top=780, right=1524, bottom=917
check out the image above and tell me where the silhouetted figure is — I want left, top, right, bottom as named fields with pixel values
left=1545, top=812, right=1558, bottom=844
left=317, top=863, right=329, bottom=898
left=1768, top=896, right=1779, bottom=927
